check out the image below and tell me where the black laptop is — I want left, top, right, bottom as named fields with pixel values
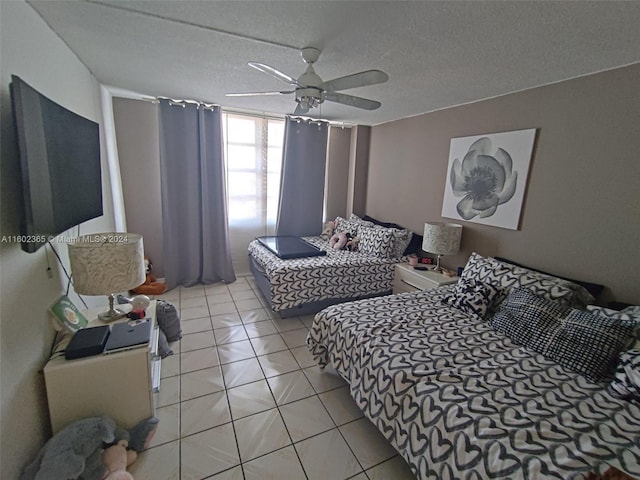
left=104, top=319, right=152, bottom=353
left=257, top=236, right=326, bottom=259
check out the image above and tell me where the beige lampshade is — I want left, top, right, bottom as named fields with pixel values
left=68, top=233, right=146, bottom=295
left=422, top=222, right=463, bottom=256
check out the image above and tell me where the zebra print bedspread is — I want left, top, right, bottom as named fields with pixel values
left=248, top=236, right=403, bottom=312
left=307, top=287, right=640, bottom=480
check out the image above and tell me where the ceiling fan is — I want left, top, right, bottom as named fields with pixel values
left=226, top=47, right=389, bottom=116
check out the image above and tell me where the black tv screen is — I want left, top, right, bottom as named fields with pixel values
left=10, top=75, right=103, bottom=253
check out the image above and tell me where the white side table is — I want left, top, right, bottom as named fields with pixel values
left=43, top=301, right=160, bottom=434
left=393, top=263, right=458, bottom=294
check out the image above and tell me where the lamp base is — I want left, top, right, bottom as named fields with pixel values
left=432, top=254, right=443, bottom=273
left=98, top=293, right=128, bottom=323
left=98, top=307, right=127, bottom=323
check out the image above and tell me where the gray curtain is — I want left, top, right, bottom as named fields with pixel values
left=158, top=100, right=235, bottom=288
left=276, top=118, right=328, bottom=236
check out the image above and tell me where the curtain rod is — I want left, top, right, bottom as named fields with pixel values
left=145, top=95, right=352, bottom=128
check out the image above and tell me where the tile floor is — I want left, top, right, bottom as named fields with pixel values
left=128, top=276, right=416, bottom=480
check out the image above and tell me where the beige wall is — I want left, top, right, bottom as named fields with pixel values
left=367, top=63, right=640, bottom=305
left=0, top=2, right=116, bottom=477
left=112, top=98, right=164, bottom=276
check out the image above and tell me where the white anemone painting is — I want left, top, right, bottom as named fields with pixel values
left=441, top=128, right=537, bottom=230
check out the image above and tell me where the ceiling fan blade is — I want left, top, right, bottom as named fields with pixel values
left=324, top=92, right=381, bottom=110
left=293, top=103, right=310, bottom=115
left=323, top=70, right=389, bottom=92
left=225, top=90, right=294, bottom=97
left=248, top=62, right=304, bottom=87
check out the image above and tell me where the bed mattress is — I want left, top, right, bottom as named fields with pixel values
left=248, top=236, right=402, bottom=313
left=307, top=286, right=640, bottom=480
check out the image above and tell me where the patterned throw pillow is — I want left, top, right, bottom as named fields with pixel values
left=348, top=213, right=375, bottom=228
left=357, top=226, right=395, bottom=258
left=609, top=349, right=640, bottom=402
left=334, top=217, right=359, bottom=236
left=543, top=309, right=637, bottom=381
left=460, top=253, right=594, bottom=310
left=490, top=289, right=635, bottom=381
left=490, top=287, right=569, bottom=349
left=443, top=278, right=499, bottom=318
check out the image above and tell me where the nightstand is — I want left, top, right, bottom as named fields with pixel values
left=393, top=263, right=458, bottom=294
left=43, top=301, right=160, bottom=434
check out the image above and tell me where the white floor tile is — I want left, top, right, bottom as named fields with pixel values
left=235, top=298, right=263, bottom=312
left=211, top=312, right=243, bottom=328
left=156, top=375, right=180, bottom=407
left=207, top=465, right=245, bottom=479
left=340, top=417, right=398, bottom=470
left=303, top=365, right=348, bottom=393
left=280, top=327, right=310, bottom=349
left=227, top=379, right=276, bottom=419
left=295, top=428, right=361, bottom=480
left=181, top=423, right=240, bottom=479
left=214, top=325, right=249, bottom=345
left=240, top=308, right=273, bottom=324
left=149, top=404, right=180, bottom=448
left=207, top=292, right=234, bottom=304
left=221, top=357, right=264, bottom=388
left=129, top=440, right=180, bottom=480
left=180, top=365, right=225, bottom=401
left=230, top=289, right=258, bottom=301
left=180, top=347, right=219, bottom=373
left=180, top=305, right=210, bottom=321
left=280, top=395, right=335, bottom=442
left=290, top=345, right=317, bottom=369
left=319, top=386, right=364, bottom=425
left=244, top=320, right=279, bottom=338
left=366, top=455, right=416, bottom=480
left=272, top=317, right=306, bottom=332
left=249, top=333, right=288, bottom=355
left=181, top=296, right=209, bottom=309
left=267, top=370, right=316, bottom=406
left=233, top=408, right=291, bottom=462
left=160, top=354, right=180, bottom=379
left=180, top=330, right=215, bottom=352
left=217, top=339, right=256, bottom=364
left=181, top=390, right=231, bottom=436
left=243, top=445, right=306, bottom=480
left=180, top=286, right=207, bottom=299
left=258, top=350, right=300, bottom=378
left=181, top=316, right=213, bottom=335
left=209, top=301, right=238, bottom=316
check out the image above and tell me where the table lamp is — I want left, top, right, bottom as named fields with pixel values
left=422, top=222, right=462, bottom=273
left=68, top=233, right=146, bottom=322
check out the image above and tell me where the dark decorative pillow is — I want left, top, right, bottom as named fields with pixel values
left=443, top=278, right=499, bottom=318
left=357, top=226, right=394, bottom=258
left=609, top=349, right=640, bottom=403
left=542, top=309, right=637, bottom=381
left=489, top=287, right=569, bottom=349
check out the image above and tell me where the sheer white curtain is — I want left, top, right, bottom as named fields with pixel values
left=222, top=113, right=284, bottom=274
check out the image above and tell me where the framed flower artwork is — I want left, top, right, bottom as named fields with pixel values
left=441, top=128, right=537, bottom=230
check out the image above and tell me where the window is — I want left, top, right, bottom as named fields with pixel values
left=222, top=112, right=284, bottom=273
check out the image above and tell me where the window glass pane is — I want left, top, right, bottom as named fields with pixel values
left=228, top=172, right=259, bottom=196
left=227, top=145, right=256, bottom=170
left=227, top=117, right=257, bottom=144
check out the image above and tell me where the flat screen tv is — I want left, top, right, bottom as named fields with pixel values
left=10, top=75, right=103, bottom=253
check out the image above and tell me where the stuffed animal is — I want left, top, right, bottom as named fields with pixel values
left=329, top=232, right=350, bottom=250
left=320, top=220, right=336, bottom=240
left=21, top=416, right=159, bottom=480
left=132, top=257, right=166, bottom=296
left=21, top=415, right=116, bottom=480
left=101, top=440, right=136, bottom=480
left=346, top=235, right=360, bottom=252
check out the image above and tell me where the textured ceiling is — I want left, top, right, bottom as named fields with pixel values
left=28, top=0, right=640, bottom=126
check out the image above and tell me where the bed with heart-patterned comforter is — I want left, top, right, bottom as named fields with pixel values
left=307, top=286, right=640, bottom=480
